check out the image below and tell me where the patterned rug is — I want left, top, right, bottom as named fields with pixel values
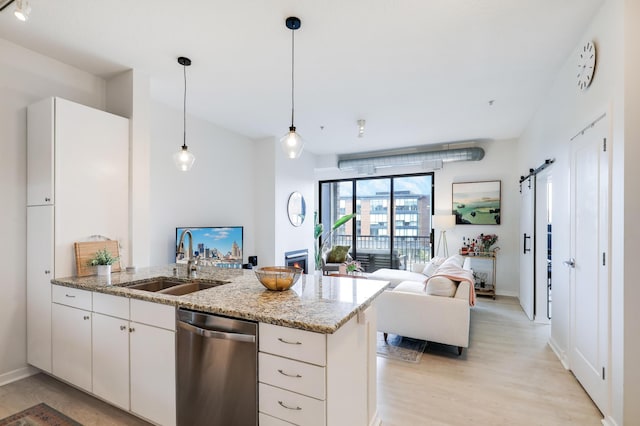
left=0, top=403, right=82, bottom=426
left=376, top=332, right=427, bottom=363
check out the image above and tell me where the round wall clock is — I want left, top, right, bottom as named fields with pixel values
left=577, top=41, right=596, bottom=91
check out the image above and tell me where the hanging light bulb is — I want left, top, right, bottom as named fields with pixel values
left=357, top=119, right=366, bottom=138
left=14, top=0, right=31, bottom=21
left=280, top=16, right=304, bottom=160
left=173, top=56, right=195, bottom=172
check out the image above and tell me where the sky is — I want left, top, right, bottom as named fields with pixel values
left=335, top=175, right=432, bottom=198
left=176, top=227, right=243, bottom=254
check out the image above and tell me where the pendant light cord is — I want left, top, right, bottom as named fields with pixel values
left=183, top=62, right=187, bottom=149
left=290, top=28, right=295, bottom=128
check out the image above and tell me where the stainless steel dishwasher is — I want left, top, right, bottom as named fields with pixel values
left=177, top=308, right=258, bottom=426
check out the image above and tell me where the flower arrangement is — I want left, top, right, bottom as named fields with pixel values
left=344, top=260, right=363, bottom=273
left=314, top=211, right=356, bottom=271
left=478, top=233, right=498, bottom=253
left=88, top=248, right=119, bottom=266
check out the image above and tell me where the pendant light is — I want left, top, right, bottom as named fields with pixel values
left=13, top=0, right=30, bottom=21
left=173, top=56, right=196, bottom=172
left=280, top=16, right=304, bottom=159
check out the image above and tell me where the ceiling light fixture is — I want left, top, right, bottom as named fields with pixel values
left=280, top=16, right=304, bottom=160
left=13, top=0, right=30, bottom=21
left=357, top=119, right=366, bottom=138
left=173, top=56, right=195, bottom=172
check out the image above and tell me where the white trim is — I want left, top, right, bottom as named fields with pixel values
left=496, top=290, right=519, bottom=298
left=548, top=337, right=569, bottom=370
left=0, top=366, right=39, bottom=386
left=601, top=415, right=618, bottom=426
left=369, top=410, right=383, bottom=426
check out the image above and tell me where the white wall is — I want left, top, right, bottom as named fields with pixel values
left=517, top=0, right=639, bottom=423
left=149, top=101, right=257, bottom=266
left=0, top=38, right=106, bottom=382
left=315, top=139, right=520, bottom=296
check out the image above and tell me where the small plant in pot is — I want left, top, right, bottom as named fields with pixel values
left=89, top=248, right=119, bottom=276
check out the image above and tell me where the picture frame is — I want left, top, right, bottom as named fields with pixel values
left=452, top=181, right=501, bottom=225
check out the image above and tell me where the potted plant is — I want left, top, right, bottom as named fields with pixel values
left=89, top=247, right=119, bottom=276
left=314, top=211, right=356, bottom=273
left=344, top=260, right=363, bottom=275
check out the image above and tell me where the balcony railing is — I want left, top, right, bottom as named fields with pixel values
left=332, top=234, right=431, bottom=272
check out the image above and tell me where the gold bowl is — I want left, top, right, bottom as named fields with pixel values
left=254, top=266, right=302, bottom=291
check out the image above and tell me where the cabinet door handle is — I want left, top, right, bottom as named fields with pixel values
left=45, top=197, right=51, bottom=202
left=278, top=337, right=302, bottom=345
left=278, top=401, right=302, bottom=411
left=83, top=315, right=90, bottom=320
left=44, top=270, right=51, bottom=275
left=129, top=327, right=135, bottom=333
left=65, top=294, right=76, bottom=298
left=278, top=369, right=302, bottom=378
left=120, top=325, right=127, bottom=331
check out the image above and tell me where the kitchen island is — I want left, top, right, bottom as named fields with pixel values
left=48, top=265, right=388, bottom=426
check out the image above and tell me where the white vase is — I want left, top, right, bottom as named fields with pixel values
left=97, top=264, right=111, bottom=276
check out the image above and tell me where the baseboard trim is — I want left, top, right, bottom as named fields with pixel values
left=548, top=337, right=569, bottom=370
left=602, top=415, right=618, bottom=426
left=0, top=366, right=39, bottom=386
left=495, top=290, right=518, bottom=298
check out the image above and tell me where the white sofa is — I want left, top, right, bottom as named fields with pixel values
left=375, top=255, right=473, bottom=355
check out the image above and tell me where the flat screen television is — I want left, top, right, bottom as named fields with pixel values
left=176, top=226, right=243, bottom=268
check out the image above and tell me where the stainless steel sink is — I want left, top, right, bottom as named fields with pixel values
left=125, top=278, right=219, bottom=295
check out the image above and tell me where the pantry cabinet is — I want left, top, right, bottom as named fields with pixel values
left=26, top=97, right=129, bottom=373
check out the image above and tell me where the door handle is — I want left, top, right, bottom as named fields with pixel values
left=178, top=321, right=256, bottom=343
left=523, top=234, right=531, bottom=254
left=563, top=258, right=575, bottom=268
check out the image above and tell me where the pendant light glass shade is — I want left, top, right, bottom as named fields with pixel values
left=281, top=126, right=304, bottom=159
left=14, top=0, right=31, bottom=21
left=282, top=17, right=304, bottom=160
left=175, top=56, right=195, bottom=171
left=173, top=146, right=195, bottom=171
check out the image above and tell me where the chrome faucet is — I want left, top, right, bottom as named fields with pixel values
left=177, top=229, right=197, bottom=277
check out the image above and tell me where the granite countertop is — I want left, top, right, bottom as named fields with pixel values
left=51, top=264, right=389, bottom=334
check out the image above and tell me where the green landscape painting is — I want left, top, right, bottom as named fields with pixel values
left=452, top=181, right=501, bottom=225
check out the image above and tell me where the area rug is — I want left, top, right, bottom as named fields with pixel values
left=376, top=332, right=427, bottom=363
left=0, top=403, right=82, bottom=426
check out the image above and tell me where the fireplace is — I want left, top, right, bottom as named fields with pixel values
left=284, top=249, right=308, bottom=274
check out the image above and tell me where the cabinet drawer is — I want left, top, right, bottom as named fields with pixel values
left=259, top=353, right=325, bottom=400
left=130, top=299, right=175, bottom=331
left=93, top=292, right=129, bottom=319
left=260, top=323, right=326, bottom=366
left=52, top=285, right=92, bottom=310
left=259, top=383, right=325, bottom=426
left=259, top=412, right=297, bottom=426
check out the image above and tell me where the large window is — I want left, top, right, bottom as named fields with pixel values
left=319, top=173, right=434, bottom=272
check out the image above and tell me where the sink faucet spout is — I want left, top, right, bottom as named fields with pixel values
left=177, top=229, right=197, bottom=277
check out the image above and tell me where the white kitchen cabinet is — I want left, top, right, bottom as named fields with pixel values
left=26, top=205, right=54, bottom=372
left=52, top=302, right=92, bottom=392
left=130, top=320, right=176, bottom=426
left=92, top=312, right=130, bottom=410
left=26, top=97, right=129, bottom=372
left=258, top=310, right=377, bottom=426
left=91, top=293, right=176, bottom=426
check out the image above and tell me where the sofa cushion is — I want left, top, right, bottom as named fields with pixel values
left=422, top=256, right=446, bottom=276
left=425, top=276, right=458, bottom=297
left=326, top=245, right=350, bottom=263
left=440, top=254, right=465, bottom=268
left=393, top=281, right=428, bottom=295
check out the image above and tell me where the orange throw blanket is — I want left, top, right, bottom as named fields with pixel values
left=425, top=264, right=476, bottom=307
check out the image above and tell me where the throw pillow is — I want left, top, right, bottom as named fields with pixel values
left=440, top=254, right=465, bottom=269
left=425, top=276, right=458, bottom=297
left=326, top=245, right=350, bottom=263
left=422, top=256, right=446, bottom=276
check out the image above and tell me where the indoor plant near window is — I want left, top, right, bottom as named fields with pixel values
left=89, top=247, right=119, bottom=276
left=314, top=211, right=356, bottom=274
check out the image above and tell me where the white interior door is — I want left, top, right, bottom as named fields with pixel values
left=519, top=176, right=535, bottom=320
left=569, top=116, right=609, bottom=414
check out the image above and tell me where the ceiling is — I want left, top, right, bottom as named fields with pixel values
left=0, top=0, right=604, bottom=156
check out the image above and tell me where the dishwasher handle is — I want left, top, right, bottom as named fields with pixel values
left=178, top=321, right=256, bottom=343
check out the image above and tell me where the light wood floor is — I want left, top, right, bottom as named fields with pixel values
left=0, top=297, right=603, bottom=425
left=377, top=296, right=603, bottom=425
